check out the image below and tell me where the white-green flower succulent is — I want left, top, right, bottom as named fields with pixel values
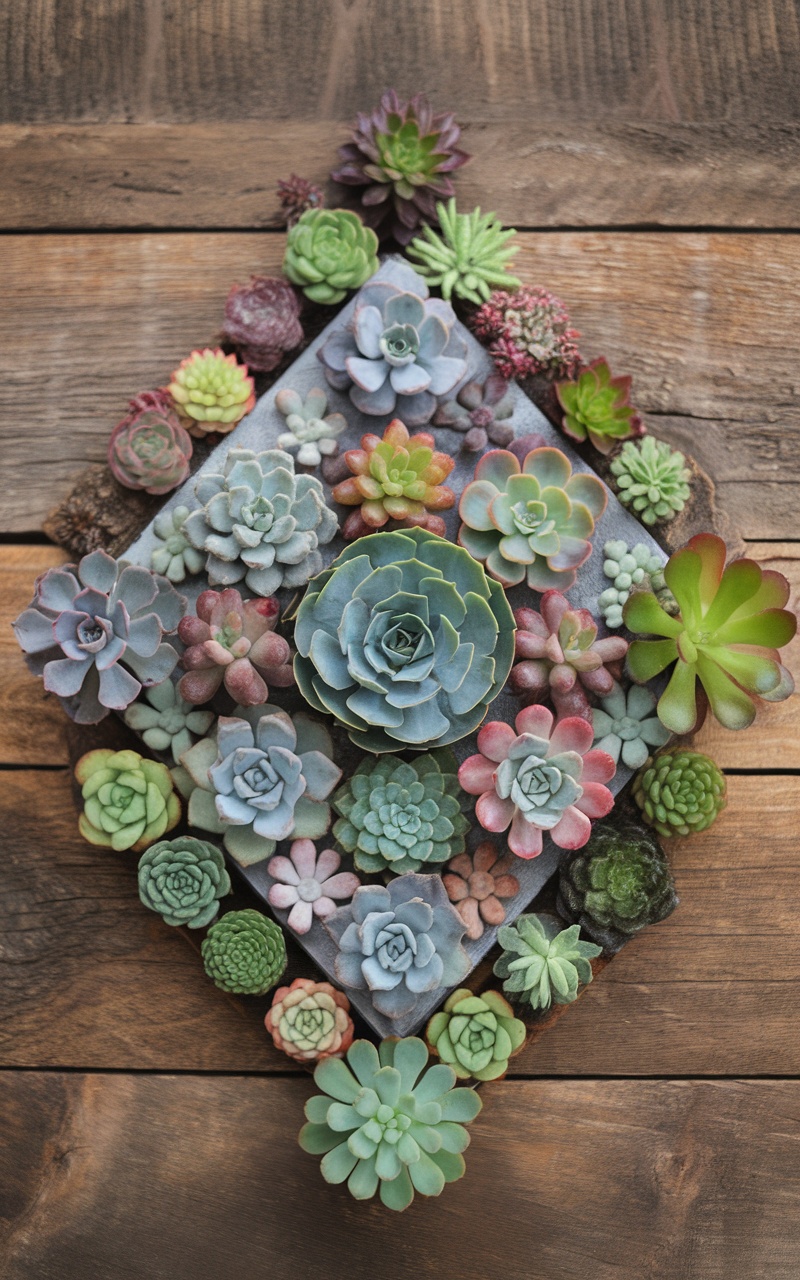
left=274, top=387, right=347, bottom=468
left=591, top=681, right=670, bottom=770
left=123, top=679, right=214, bottom=763
left=149, top=505, right=206, bottom=584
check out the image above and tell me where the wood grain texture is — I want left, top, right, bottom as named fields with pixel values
left=3, top=1072, right=800, bottom=1280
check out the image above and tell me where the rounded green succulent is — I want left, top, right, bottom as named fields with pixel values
left=557, top=817, right=678, bottom=952
left=138, top=835, right=231, bottom=928
left=299, top=1036, right=482, bottom=1211
left=494, top=912, right=601, bottom=1012
left=426, top=988, right=526, bottom=1081
left=201, top=909, right=287, bottom=995
left=407, top=199, right=521, bottom=305
left=632, top=749, right=727, bottom=839
left=149, top=505, right=206, bottom=584
left=598, top=539, right=675, bottom=629
left=610, top=436, right=691, bottom=525
left=75, top=748, right=181, bottom=853
left=283, top=208, right=380, bottom=304
left=332, top=750, right=469, bottom=874
left=168, top=348, right=255, bottom=437
left=557, top=358, right=643, bottom=455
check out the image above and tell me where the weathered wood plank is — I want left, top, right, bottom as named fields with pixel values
left=2, top=1072, right=800, bottom=1280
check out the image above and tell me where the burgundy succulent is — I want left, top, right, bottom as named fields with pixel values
left=470, top=286, right=582, bottom=382
left=276, top=175, right=325, bottom=226
left=107, top=390, right=193, bottom=496
left=178, top=588, right=295, bottom=707
left=223, top=276, right=304, bottom=374
left=433, top=374, right=516, bottom=452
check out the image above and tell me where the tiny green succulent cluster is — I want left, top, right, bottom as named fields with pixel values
left=633, top=749, right=727, bottom=839
left=283, top=208, right=379, bottom=304
left=407, top=199, right=521, bottom=304
left=494, top=913, right=601, bottom=1012
left=138, top=835, right=231, bottom=929
left=610, top=436, right=691, bottom=525
left=426, top=988, right=526, bottom=1081
left=598, top=540, right=675, bottom=629
left=201, top=909, right=287, bottom=995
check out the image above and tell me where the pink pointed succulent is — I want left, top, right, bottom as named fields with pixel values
left=267, top=840, right=360, bottom=935
left=443, top=840, right=520, bottom=940
left=459, top=705, right=616, bottom=860
left=177, top=588, right=294, bottom=706
left=510, top=590, right=629, bottom=718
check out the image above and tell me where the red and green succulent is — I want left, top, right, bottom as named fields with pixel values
left=557, top=359, right=644, bottom=455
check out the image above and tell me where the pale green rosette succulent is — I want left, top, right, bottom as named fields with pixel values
left=426, top=988, right=526, bottom=1081
left=298, top=1036, right=482, bottom=1211
left=150, top=505, right=206, bottom=584
left=138, top=835, right=231, bottom=928
left=283, top=208, right=379, bottom=304
left=123, top=680, right=214, bottom=764
left=591, top=681, right=670, bottom=771
left=494, top=912, right=602, bottom=1011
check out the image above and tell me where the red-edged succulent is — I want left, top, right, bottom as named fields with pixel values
left=223, top=276, right=304, bottom=373
left=510, top=591, right=628, bottom=718
left=107, top=389, right=193, bottom=496
left=275, top=175, right=325, bottom=227
left=178, top=588, right=295, bottom=707
left=470, top=285, right=582, bottom=382
left=557, top=358, right=644, bottom=455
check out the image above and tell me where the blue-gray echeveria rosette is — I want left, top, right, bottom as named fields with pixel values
left=591, top=681, right=671, bottom=771
left=175, top=705, right=342, bottom=866
left=182, top=447, right=338, bottom=597
left=325, top=874, right=471, bottom=1022
left=123, top=679, right=214, bottom=763
left=293, top=527, right=516, bottom=753
left=12, top=549, right=185, bottom=724
left=317, top=278, right=468, bottom=427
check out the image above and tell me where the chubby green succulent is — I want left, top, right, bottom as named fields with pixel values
left=332, top=750, right=469, bottom=874
left=75, top=748, right=181, bottom=853
left=138, top=835, right=231, bottom=928
left=632, top=748, right=727, bottom=839
left=426, top=988, right=526, bottom=1081
left=610, top=436, right=691, bottom=525
left=149, top=505, right=206, bottom=584
left=298, top=1036, right=482, bottom=1211
left=407, top=199, right=521, bottom=305
left=598, top=539, right=675, bottom=629
left=283, top=208, right=380, bottom=304
left=494, top=912, right=601, bottom=1012
left=557, top=817, right=678, bottom=952
left=557, top=359, right=643, bottom=455
left=201, top=908, right=287, bottom=995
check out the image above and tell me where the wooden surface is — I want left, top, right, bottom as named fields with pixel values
left=2, top=3, right=800, bottom=1276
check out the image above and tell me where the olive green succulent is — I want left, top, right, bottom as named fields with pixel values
left=407, top=199, right=521, bottom=305
left=610, top=436, right=692, bottom=524
left=283, top=209, right=380, bottom=304
left=632, top=749, right=727, bottom=839
left=426, top=988, right=526, bottom=1081
left=494, top=912, right=601, bottom=1012
left=201, top=909, right=287, bottom=995
left=557, top=359, right=643, bottom=455
left=75, top=748, right=181, bottom=853
left=138, top=835, right=231, bottom=928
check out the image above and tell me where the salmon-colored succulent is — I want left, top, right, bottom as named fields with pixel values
left=265, top=977, right=354, bottom=1064
left=443, top=840, right=520, bottom=940
left=177, top=587, right=294, bottom=706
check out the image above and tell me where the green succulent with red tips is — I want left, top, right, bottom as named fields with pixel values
left=625, top=533, right=796, bottom=733
left=557, top=359, right=644, bottom=455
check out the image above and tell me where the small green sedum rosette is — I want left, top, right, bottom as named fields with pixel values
left=76, top=748, right=181, bottom=853
left=138, top=835, right=231, bottom=928
left=426, top=988, right=526, bottom=1081
left=201, top=908, right=287, bottom=995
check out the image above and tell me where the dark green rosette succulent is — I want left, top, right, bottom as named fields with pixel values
left=137, top=835, right=231, bottom=929
left=426, top=988, right=526, bottom=1081
left=283, top=208, right=379, bottom=304
left=557, top=818, right=678, bottom=952
left=332, top=750, right=469, bottom=874
left=201, top=909, right=287, bottom=995
left=494, top=912, right=601, bottom=1012
left=632, top=748, right=727, bottom=839
left=293, top=527, right=515, bottom=753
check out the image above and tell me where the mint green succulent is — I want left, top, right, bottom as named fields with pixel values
left=426, top=988, right=526, bottom=1081
left=494, top=912, right=601, bottom=1011
left=123, top=679, right=214, bottom=764
left=138, top=835, right=231, bottom=928
left=591, top=681, right=670, bottom=770
left=149, top=505, right=206, bottom=584
left=298, top=1036, right=482, bottom=1211
left=598, top=539, right=675, bottom=628
left=632, top=748, right=727, bottom=838
left=283, top=208, right=380, bottom=304
left=407, top=199, right=521, bottom=305
left=610, top=437, right=692, bottom=525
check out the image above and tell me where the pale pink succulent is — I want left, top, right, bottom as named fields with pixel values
left=267, top=839, right=360, bottom=934
left=443, top=840, right=520, bottom=940
left=459, top=705, right=616, bottom=859
left=177, top=587, right=294, bottom=706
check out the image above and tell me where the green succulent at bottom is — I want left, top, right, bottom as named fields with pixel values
left=201, top=909, right=287, bottom=995
left=299, top=1036, right=481, bottom=1211
left=426, top=989, right=526, bottom=1081
left=494, top=913, right=602, bottom=1012
left=138, top=835, right=231, bottom=928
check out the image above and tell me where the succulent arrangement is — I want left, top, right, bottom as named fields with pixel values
left=283, top=209, right=380, bottom=304
left=598, top=539, right=675, bottom=629
left=108, top=390, right=193, bottom=495
left=168, top=348, right=256, bottom=436
left=494, top=913, right=602, bottom=1011
left=557, top=359, right=643, bottom=454
left=426, top=988, right=526, bottom=1081
left=223, top=275, right=304, bottom=373
left=632, top=748, right=727, bottom=838
left=470, top=285, right=582, bottom=382
left=177, top=587, right=294, bottom=707
left=266, top=977, right=354, bottom=1063
left=149, top=505, right=206, bottom=584
left=433, top=374, right=516, bottom=452
left=201, top=908, right=287, bottom=995
left=75, top=748, right=181, bottom=853
left=274, top=387, right=347, bottom=467
left=123, top=679, right=214, bottom=763
left=138, top=835, right=231, bottom=928
left=443, top=841, right=520, bottom=940
left=407, top=199, right=521, bottom=304
left=610, top=436, right=692, bottom=525
left=590, top=681, right=670, bottom=770
left=267, top=840, right=360, bottom=935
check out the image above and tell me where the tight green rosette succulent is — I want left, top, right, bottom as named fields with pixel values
left=332, top=750, right=469, bottom=874
left=298, top=1036, right=482, bottom=1211
left=632, top=748, right=727, bottom=838
left=610, top=436, right=691, bottom=524
left=625, top=533, right=796, bottom=733
left=494, top=912, right=601, bottom=1012
left=201, top=908, right=287, bottom=995
left=557, top=817, right=678, bottom=952
left=426, top=989, right=526, bottom=1081
left=76, top=748, right=181, bottom=853
left=293, top=527, right=515, bottom=753
left=283, top=209, right=379, bottom=304
left=138, top=835, right=231, bottom=928
left=407, top=199, right=521, bottom=305
left=556, top=358, right=643, bottom=455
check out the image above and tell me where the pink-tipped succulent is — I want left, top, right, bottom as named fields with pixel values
left=470, top=286, right=582, bottom=382
left=557, top=358, right=644, bottom=455
left=433, top=374, right=516, bottom=452
left=510, top=591, right=629, bottom=719
left=108, top=390, right=193, bottom=496
left=168, top=348, right=256, bottom=437
left=223, top=276, right=304, bottom=373
left=177, top=588, right=294, bottom=707
left=276, top=175, right=325, bottom=227
left=459, top=705, right=616, bottom=859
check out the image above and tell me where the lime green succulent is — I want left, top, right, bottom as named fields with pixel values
left=407, top=199, right=521, bottom=305
left=494, top=912, right=601, bottom=1012
left=283, top=208, right=380, bottom=304
left=610, top=436, right=691, bottom=525
left=426, top=988, right=526, bottom=1081
left=75, top=748, right=181, bottom=853
left=632, top=748, right=727, bottom=839
left=201, top=909, right=287, bottom=995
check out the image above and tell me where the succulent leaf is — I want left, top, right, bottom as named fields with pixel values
left=493, top=912, right=601, bottom=1011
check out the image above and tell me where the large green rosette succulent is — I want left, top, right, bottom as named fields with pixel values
left=426, top=988, right=526, bottom=1081
left=138, top=835, right=231, bottom=928
left=298, top=1036, right=482, bottom=1211
left=283, top=208, right=379, bottom=304
left=293, top=527, right=515, bottom=752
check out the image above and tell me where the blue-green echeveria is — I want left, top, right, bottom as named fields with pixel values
left=138, top=835, right=231, bottom=928
left=591, top=681, right=670, bottom=770
left=293, top=527, right=516, bottom=753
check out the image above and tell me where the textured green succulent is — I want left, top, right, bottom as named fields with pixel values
left=298, top=1036, right=482, bottom=1211
left=494, top=912, right=602, bottom=1012
left=557, top=817, right=678, bottom=952
left=598, top=539, right=675, bottom=629
left=610, top=436, right=691, bottom=524
left=75, top=748, right=181, bottom=853
left=632, top=749, right=727, bottom=839
left=201, top=909, right=287, bottom=995
left=168, top=348, right=255, bottom=437
left=138, top=835, right=231, bottom=928
left=407, top=199, right=521, bottom=305
left=426, top=988, right=526, bottom=1081
left=332, top=750, right=469, bottom=874
left=283, top=208, right=380, bottom=304
left=557, top=359, right=643, bottom=455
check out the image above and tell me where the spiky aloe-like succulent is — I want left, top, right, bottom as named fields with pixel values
left=407, top=199, right=521, bottom=305
left=275, top=387, right=347, bottom=468
left=494, top=912, right=602, bottom=1011
left=293, top=527, right=516, bottom=753
left=432, top=374, right=515, bottom=452
left=331, top=89, right=470, bottom=246
left=299, top=1036, right=482, bottom=1211
left=76, top=748, right=181, bottom=853
left=632, top=748, right=727, bottom=839
left=283, top=209, right=379, bottom=304
left=610, top=436, right=692, bottom=525
left=556, top=359, right=643, bottom=455
left=510, top=590, right=628, bottom=719
left=223, top=276, right=304, bottom=373
left=177, top=588, right=294, bottom=707
left=332, top=750, right=469, bottom=875
left=625, top=533, right=796, bottom=732
left=276, top=174, right=325, bottom=226
left=332, top=417, right=456, bottom=540
left=426, top=989, right=526, bottom=1082
left=598, top=539, right=674, bottom=629
left=458, top=446, right=607, bottom=592
left=108, top=389, right=193, bottom=496
left=470, top=285, right=582, bottom=382
left=168, top=348, right=256, bottom=437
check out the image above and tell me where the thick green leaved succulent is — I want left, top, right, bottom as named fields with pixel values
left=426, top=988, right=526, bottom=1081
left=332, top=750, right=469, bottom=874
left=75, top=748, right=181, bottom=853
left=298, top=1036, right=482, bottom=1211
left=556, top=358, right=643, bottom=455
left=138, top=835, right=231, bottom=928
left=283, top=209, right=379, bottom=304
left=407, top=199, right=521, bottom=304
left=632, top=748, right=726, bottom=839
left=494, top=912, right=601, bottom=1011
left=625, top=533, right=796, bottom=733
left=201, top=909, right=287, bottom=995
left=610, top=436, right=691, bottom=525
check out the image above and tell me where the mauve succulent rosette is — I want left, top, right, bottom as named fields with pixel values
left=223, top=275, right=304, bottom=373
left=432, top=374, right=516, bottom=452
left=459, top=705, right=616, bottom=859
left=177, top=587, right=294, bottom=707
left=108, top=389, right=193, bottom=496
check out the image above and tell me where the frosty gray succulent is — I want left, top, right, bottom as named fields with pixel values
left=182, top=447, right=338, bottom=596
left=325, top=874, right=471, bottom=1022
left=274, top=387, right=347, bottom=468
left=591, top=681, right=670, bottom=771
left=12, top=549, right=185, bottom=724
left=123, top=679, right=214, bottom=764
left=149, top=505, right=205, bottom=584
left=598, top=540, right=675, bottom=628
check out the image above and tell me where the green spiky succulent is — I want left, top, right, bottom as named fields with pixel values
left=632, top=749, right=727, bottom=839
left=494, top=912, right=601, bottom=1012
left=283, top=208, right=380, bottom=304
left=332, top=750, right=469, bottom=874
left=610, top=436, right=691, bottom=524
left=426, top=989, right=526, bottom=1081
left=407, top=199, right=521, bottom=305
left=201, top=909, right=287, bottom=995
left=557, top=359, right=643, bottom=455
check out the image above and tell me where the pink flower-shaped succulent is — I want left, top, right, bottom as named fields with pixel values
left=459, top=705, right=616, bottom=859
left=267, top=839, right=361, bottom=934
left=443, top=840, right=520, bottom=939
left=177, top=587, right=294, bottom=706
